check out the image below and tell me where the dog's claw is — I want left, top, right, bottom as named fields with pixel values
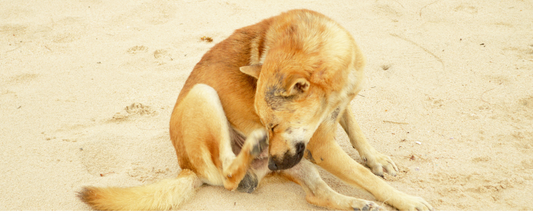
left=236, top=170, right=258, bottom=193
left=250, top=129, right=268, bottom=157
left=353, top=201, right=380, bottom=211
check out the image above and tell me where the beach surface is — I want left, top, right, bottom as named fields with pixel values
left=1, top=0, right=532, bottom=210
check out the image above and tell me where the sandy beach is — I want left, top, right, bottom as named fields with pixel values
left=1, top=0, right=532, bottom=210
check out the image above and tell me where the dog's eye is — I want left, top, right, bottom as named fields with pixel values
left=270, top=124, right=279, bottom=132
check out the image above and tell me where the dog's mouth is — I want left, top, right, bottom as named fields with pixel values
left=267, top=151, right=304, bottom=171
left=268, top=143, right=306, bottom=171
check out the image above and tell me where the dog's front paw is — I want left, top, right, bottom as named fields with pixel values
left=248, top=129, right=268, bottom=157
left=392, top=193, right=434, bottom=211
left=361, top=149, right=398, bottom=177
left=352, top=200, right=380, bottom=211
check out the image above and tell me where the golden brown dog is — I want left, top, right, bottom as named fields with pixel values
left=78, top=9, right=433, bottom=211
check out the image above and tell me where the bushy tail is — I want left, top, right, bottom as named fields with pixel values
left=78, top=169, right=202, bottom=211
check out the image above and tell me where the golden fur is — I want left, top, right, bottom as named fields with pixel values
left=78, top=9, right=433, bottom=211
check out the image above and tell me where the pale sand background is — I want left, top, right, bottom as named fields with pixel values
left=1, top=0, right=532, bottom=211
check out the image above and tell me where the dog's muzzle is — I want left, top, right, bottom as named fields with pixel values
left=268, top=142, right=306, bottom=170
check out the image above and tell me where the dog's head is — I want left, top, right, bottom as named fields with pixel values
left=240, top=45, right=356, bottom=170
left=237, top=10, right=366, bottom=171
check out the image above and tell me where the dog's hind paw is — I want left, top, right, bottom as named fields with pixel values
left=236, top=170, right=258, bottom=193
left=249, top=129, right=268, bottom=157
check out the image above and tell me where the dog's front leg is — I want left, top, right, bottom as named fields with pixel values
left=305, top=123, right=433, bottom=211
left=281, top=159, right=380, bottom=211
left=339, top=106, right=398, bottom=177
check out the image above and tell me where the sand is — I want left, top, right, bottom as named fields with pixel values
left=1, top=0, right=532, bottom=211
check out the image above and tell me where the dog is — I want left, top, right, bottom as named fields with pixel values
left=78, top=9, right=433, bottom=211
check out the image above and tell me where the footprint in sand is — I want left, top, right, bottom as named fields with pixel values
left=503, top=96, right=533, bottom=123
left=77, top=103, right=161, bottom=177
left=77, top=133, right=136, bottom=177
left=426, top=96, right=445, bottom=109
left=2, top=74, right=39, bottom=103
left=111, top=102, right=158, bottom=122
left=4, top=73, right=39, bottom=85
left=372, top=0, right=405, bottom=20
left=127, top=45, right=149, bottom=54
left=0, top=24, right=28, bottom=37
left=489, top=96, right=533, bottom=150
left=454, top=4, right=478, bottom=15
left=153, top=49, right=173, bottom=65
left=521, top=159, right=533, bottom=170
left=511, top=131, right=533, bottom=151
left=48, top=17, right=88, bottom=43
left=127, top=163, right=172, bottom=183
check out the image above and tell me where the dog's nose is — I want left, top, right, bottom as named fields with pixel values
left=268, top=142, right=306, bottom=171
left=268, top=158, right=278, bottom=170
left=295, top=142, right=305, bottom=154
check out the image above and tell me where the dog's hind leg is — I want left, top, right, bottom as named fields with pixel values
left=280, top=159, right=379, bottom=211
left=222, top=128, right=267, bottom=193
left=180, top=84, right=266, bottom=193
left=339, top=106, right=398, bottom=177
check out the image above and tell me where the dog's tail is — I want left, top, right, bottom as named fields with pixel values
left=78, top=169, right=203, bottom=211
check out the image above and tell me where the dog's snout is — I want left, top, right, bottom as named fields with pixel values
left=268, top=158, right=278, bottom=171
left=268, top=142, right=306, bottom=171
left=295, top=142, right=305, bottom=154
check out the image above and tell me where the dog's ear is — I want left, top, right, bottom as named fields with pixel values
left=282, top=74, right=310, bottom=96
left=239, top=64, right=262, bottom=79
